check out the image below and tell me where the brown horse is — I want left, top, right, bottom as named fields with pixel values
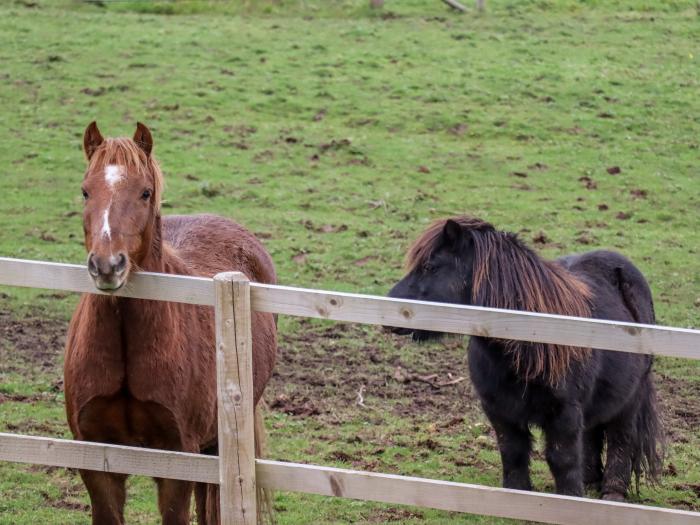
left=64, top=122, right=277, bottom=524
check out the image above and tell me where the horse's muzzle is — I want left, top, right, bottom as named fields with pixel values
left=87, top=252, right=128, bottom=291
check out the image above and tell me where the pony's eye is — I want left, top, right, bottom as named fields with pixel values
left=82, top=189, right=89, bottom=200
left=141, top=189, right=152, bottom=201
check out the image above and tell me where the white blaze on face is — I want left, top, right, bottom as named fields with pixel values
left=100, top=165, right=123, bottom=241
left=100, top=205, right=112, bottom=240
left=104, top=164, right=124, bottom=189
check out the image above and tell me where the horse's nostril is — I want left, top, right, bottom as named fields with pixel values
left=115, top=253, right=127, bottom=273
left=87, top=254, right=100, bottom=277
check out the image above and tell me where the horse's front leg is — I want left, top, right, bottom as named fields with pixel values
left=543, top=405, right=584, bottom=496
left=79, top=470, right=128, bottom=525
left=489, top=415, right=533, bottom=491
left=156, top=477, right=194, bottom=525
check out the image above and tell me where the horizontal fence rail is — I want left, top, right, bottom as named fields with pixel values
left=2, top=257, right=700, bottom=359
left=256, top=460, right=700, bottom=525
left=0, top=433, right=218, bottom=483
left=1, top=434, right=698, bottom=525
left=0, top=257, right=214, bottom=305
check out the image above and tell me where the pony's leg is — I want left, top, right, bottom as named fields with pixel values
left=601, top=418, right=635, bottom=501
left=155, top=478, right=194, bottom=525
left=543, top=407, right=584, bottom=496
left=583, top=426, right=604, bottom=492
left=79, top=470, right=127, bottom=525
left=490, top=417, right=533, bottom=491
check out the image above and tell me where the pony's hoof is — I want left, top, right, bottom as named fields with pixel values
left=601, top=492, right=626, bottom=502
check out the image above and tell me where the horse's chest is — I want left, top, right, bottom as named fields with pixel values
left=77, top=392, right=183, bottom=449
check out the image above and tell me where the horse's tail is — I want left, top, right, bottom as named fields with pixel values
left=198, top=404, right=275, bottom=524
left=255, top=402, right=275, bottom=525
left=631, top=371, right=665, bottom=491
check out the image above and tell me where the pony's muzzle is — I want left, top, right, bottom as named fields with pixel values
left=386, top=325, right=414, bottom=336
left=87, top=252, right=127, bottom=290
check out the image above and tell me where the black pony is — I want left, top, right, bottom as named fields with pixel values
left=388, top=216, right=663, bottom=500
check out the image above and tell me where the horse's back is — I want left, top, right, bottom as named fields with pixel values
left=163, top=214, right=276, bottom=285
left=557, top=249, right=654, bottom=324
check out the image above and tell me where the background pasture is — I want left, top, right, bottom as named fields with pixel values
left=0, top=0, right=698, bottom=523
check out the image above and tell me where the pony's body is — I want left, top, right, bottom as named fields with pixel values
left=65, top=123, right=276, bottom=525
left=389, top=217, right=662, bottom=500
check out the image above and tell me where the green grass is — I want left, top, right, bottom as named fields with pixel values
left=0, top=0, right=699, bottom=523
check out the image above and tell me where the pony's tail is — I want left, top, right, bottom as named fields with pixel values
left=631, top=371, right=665, bottom=492
left=255, top=402, right=275, bottom=525
left=614, top=257, right=663, bottom=491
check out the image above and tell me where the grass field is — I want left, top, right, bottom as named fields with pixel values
left=0, top=0, right=699, bottom=523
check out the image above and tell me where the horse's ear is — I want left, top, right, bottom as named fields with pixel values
left=443, top=219, right=463, bottom=247
left=83, top=121, right=104, bottom=160
left=133, top=122, right=153, bottom=156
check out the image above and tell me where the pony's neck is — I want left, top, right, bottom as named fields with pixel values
left=469, top=230, right=592, bottom=386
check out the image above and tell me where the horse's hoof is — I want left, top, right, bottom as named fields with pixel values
left=602, top=492, right=626, bottom=502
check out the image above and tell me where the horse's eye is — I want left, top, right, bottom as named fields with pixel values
left=423, top=263, right=435, bottom=273
left=141, top=189, right=152, bottom=201
left=82, top=189, right=89, bottom=200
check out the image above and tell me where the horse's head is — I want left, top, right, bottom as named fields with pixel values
left=80, top=121, right=162, bottom=291
left=388, top=218, right=477, bottom=341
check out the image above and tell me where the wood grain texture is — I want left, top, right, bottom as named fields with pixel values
left=0, top=256, right=213, bottom=305
left=442, top=0, right=467, bottom=11
left=256, top=460, right=700, bottom=525
left=3, top=433, right=698, bottom=525
left=250, top=283, right=700, bottom=360
left=215, top=272, right=257, bottom=525
left=0, top=433, right=218, bottom=483
left=1, top=257, right=699, bottom=359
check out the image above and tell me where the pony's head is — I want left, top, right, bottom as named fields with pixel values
left=387, top=217, right=486, bottom=340
left=389, top=215, right=592, bottom=385
left=80, top=121, right=163, bottom=291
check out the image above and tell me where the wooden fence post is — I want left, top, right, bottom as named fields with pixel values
left=214, top=272, right=256, bottom=525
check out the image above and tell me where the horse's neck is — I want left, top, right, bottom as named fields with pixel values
left=139, top=223, right=190, bottom=276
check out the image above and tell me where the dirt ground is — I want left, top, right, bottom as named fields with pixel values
left=2, top=311, right=698, bottom=441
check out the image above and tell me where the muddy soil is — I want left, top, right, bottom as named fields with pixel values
left=1, top=311, right=698, bottom=469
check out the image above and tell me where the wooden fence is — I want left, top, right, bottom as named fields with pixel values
left=1, top=256, right=700, bottom=524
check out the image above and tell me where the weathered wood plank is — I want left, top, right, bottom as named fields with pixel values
left=3, top=436, right=697, bottom=525
left=250, top=283, right=700, bottom=360
left=442, top=0, right=467, bottom=11
left=0, top=433, right=218, bottom=483
left=1, top=257, right=699, bottom=359
left=215, top=273, right=257, bottom=525
left=0, top=256, right=214, bottom=305
left=256, top=459, right=700, bottom=525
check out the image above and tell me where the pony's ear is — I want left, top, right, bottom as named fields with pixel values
left=83, top=121, right=104, bottom=160
left=443, top=219, right=463, bottom=247
left=133, top=122, right=153, bottom=156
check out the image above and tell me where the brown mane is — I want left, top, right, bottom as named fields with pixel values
left=86, top=137, right=164, bottom=213
left=407, top=216, right=593, bottom=386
